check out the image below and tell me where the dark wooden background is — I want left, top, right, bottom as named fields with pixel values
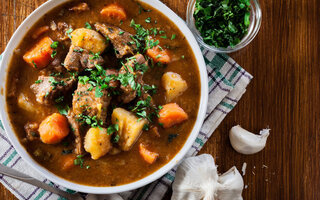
left=0, top=0, right=319, bottom=199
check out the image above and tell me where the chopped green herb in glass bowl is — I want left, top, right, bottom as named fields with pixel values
left=186, top=0, right=261, bottom=53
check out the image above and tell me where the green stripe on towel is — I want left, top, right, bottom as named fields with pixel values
left=220, top=101, right=234, bottom=110
left=2, top=151, right=17, bottom=166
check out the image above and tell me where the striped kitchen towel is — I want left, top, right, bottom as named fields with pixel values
left=0, top=47, right=252, bottom=200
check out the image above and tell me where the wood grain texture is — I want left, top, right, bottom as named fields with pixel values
left=0, top=0, right=319, bottom=199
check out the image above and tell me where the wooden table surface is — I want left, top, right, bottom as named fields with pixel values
left=0, top=0, right=319, bottom=199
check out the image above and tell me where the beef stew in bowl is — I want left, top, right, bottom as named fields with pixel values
left=2, top=0, right=207, bottom=191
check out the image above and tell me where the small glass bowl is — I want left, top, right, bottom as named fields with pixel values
left=186, top=0, right=262, bottom=53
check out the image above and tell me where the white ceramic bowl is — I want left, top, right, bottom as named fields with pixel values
left=0, top=0, right=208, bottom=194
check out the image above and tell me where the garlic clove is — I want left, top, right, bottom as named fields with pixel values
left=217, top=166, right=244, bottom=200
left=229, top=125, right=270, bottom=155
left=171, top=154, right=219, bottom=200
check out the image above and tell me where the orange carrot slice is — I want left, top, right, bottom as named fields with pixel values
left=158, top=103, right=188, bottom=128
left=139, top=143, right=159, bottom=164
left=38, top=113, right=70, bottom=144
left=61, top=155, right=75, bottom=171
left=23, top=36, right=54, bottom=69
left=100, top=4, right=127, bottom=21
left=146, top=46, right=171, bottom=64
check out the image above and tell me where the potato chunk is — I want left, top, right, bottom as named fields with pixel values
left=162, top=72, right=188, bottom=102
left=17, top=94, right=38, bottom=113
left=71, top=28, right=107, bottom=53
left=84, top=127, right=112, bottom=160
left=111, top=108, right=147, bottom=151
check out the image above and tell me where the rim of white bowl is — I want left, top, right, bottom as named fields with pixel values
left=0, top=0, right=208, bottom=194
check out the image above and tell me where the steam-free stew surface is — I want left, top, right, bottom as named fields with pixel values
left=6, top=0, right=200, bottom=186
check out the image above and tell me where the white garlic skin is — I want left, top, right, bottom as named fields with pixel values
left=217, top=166, right=244, bottom=200
left=171, top=154, right=244, bottom=200
left=229, top=125, right=270, bottom=155
left=171, top=154, right=218, bottom=200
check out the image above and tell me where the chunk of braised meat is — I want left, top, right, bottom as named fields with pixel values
left=66, top=110, right=83, bottom=155
left=72, top=82, right=111, bottom=124
left=39, top=53, right=66, bottom=76
left=30, top=76, right=76, bottom=105
left=106, top=69, right=119, bottom=88
left=81, top=50, right=105, bottom=69
left=64, top=45, right=104, bottom=72
left=50, top=21, right=72, bottom=41
left=24, top=122, right=39, bottom=141
left=94, top=23, right=137, bottom=58
left=119, top=54, right=148, bottom=103
left=69, top=2, right=89, bottom=12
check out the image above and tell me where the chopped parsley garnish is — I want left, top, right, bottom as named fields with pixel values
left=50, top=41, right=59, bottom=49
left=79, top=76, right=90, bottom=84
left=107, top=124, right=119, bottom=135
left=35, top=79, right=42, bottom=84
left=130, top=96, right=162, bottom=122
left=135, top=63, right=149, bottom=74
left=143, top=84, right=157, bottom=95
left=143, top=124, right=149, bottom=131
left=150, top=28, right=158, bottom=36
left=77, top=114, right=103, bottom=128
left=50, top=72, right=63, bottom=77
left=32, top=60, right=37, bottom=68
left=74, top=155, right=84, bottom=168
left=145, top=17, right=151, bottom=23
left=78, top=64, right=117, bottom=98
left=48, top=77, right=66, bottom=90
left=129, top=19, right=163, bottom=54
left=89, top=52, right=100, bottom=60
left=145, top=38, right=159, bottom=50
left=73, top=48, right=84, bottom=53
left=51, top=50, right=57, bottom=58
left=168, top=134, right=179, bottom=143
left=194, top=0, right=251, bottom=47
left=117, top=72, right=137, bottom=90
left=66, top=28, right=73, bottom=39
left=118, top=31, right=125, bottom=35
left=55, top=104, right=69, bottom=116
left=138, top=3, right=152, bottom=14
left=84, top=22, right=92, bottom=29
left=112, top=134, right=120, bottom=143
left=160, top=35, right=167, bottom=39
left=95, top=86, right=104, bottom=98
left=171, top=34, right=176, bottom=40
left=181, top=55, right=185, bottom=59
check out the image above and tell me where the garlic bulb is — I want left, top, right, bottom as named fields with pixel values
left=229, top=125, right=270, bottom=155
left=172, top=154, right=243, bottom=200
left=217, top=167, right=244, bottom=200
